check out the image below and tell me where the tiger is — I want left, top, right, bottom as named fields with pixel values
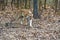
left=17, top=9, right=33, bottom=27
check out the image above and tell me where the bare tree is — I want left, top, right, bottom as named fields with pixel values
left=33, top=0, right=39, bottom=19
left=39, top=0, right=42, bottom=11
left=59, top=0, right=60, bottom=10
left=24, top=0, right=27, bottom=9
left=55, top=0, right=58, bottom=12
left=44, top=0, right=46, bottom=9
left=16, top=0, right=20, bottom=8
left=0, top=0, right=5, bottom=10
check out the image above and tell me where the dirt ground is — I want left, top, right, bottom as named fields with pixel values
left=0, top=18, right=60, bottom=40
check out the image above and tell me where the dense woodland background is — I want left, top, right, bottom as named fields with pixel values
left=0, top=0, right=60, bottom=14
left=0, top=0, right=60, bottom=23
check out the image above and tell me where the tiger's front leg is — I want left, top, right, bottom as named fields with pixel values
left=29, top=18, right=33, bottom=27
left=26, top=16, right=33, bottom=27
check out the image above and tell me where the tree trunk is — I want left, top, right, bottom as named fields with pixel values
left=39, top=0, right=42, bottom=11
left=30, top=0, right=33, bottom=9
left=44, top=0, right=46, bottom=9
left=59, top=0, right=60, bottom=10
left=33, top=0, right=39, bottom=19
left=17, top=0, right=19, bottom=8
left=55, top=0, right=58, bottom=12
left=28, top=0, right=31, bottom=9
left=25, top=0, right=27, bottom=9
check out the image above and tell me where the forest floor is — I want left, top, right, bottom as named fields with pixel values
left=0, top=7, right=60, bottom=40
left=0, top=17, right=60, bottom=40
